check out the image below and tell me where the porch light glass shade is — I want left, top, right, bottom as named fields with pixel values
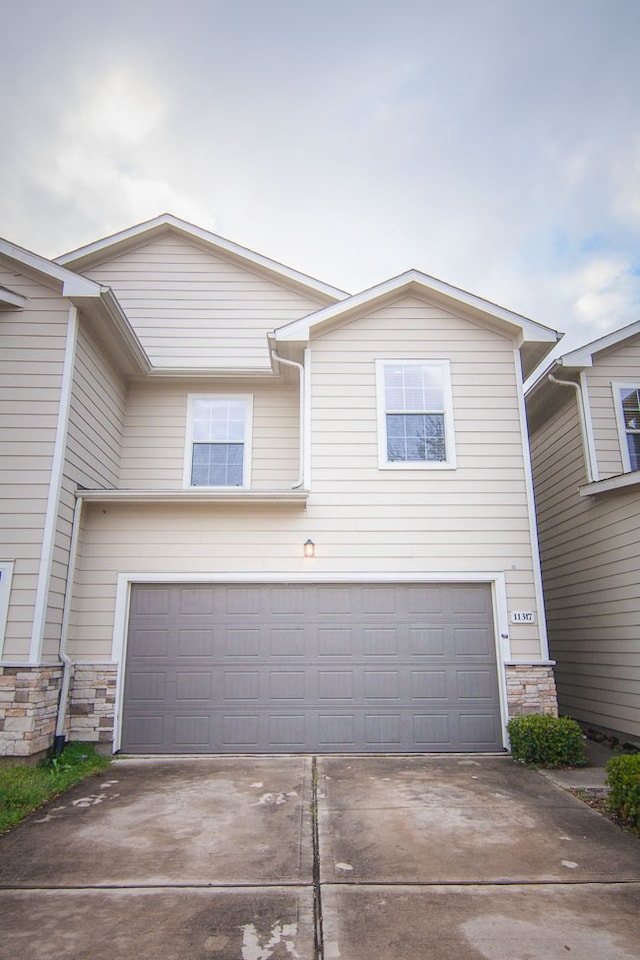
left=303, top=539, right=315, bottom=558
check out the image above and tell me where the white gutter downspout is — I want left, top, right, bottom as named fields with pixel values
left=268, top=338, right=306, bottom=489
left=547, top=372, right=598, bottom=483
left=29, top=306, right=78, bottom=664
left=54, top=495, right=83, bottom=751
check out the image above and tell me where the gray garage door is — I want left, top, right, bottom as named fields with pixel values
left=121, top=581, right=502, bottom=753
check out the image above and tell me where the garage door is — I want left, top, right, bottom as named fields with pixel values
left=121, top=581, right=502, bottom=753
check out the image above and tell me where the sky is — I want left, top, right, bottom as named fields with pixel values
left=2, top=0, right=640, bottom=360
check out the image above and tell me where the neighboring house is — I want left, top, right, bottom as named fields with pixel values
left=526, top=322, right=640, bottom=747
left=0, top=214, right=561, bottom=757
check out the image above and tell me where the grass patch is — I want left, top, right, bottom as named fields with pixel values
left=0, top=742, right=110, bottom=834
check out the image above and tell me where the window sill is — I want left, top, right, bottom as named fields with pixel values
left=378, top=462, right=457, bottom=471
left=78, top=488, right=309, bottom=506
left=579, top=471, right=640, bottom=497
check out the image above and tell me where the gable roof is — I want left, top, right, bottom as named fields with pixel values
left=274, top=269, right=561, bottom=379
left=55, top=213, right=349, bottom=305
left=554, top=318, right=640, bottom=369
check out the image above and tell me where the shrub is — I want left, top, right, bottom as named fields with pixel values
left=507, top=714, right=586, bottom=767
left=606, top=753, right=640, bottom=835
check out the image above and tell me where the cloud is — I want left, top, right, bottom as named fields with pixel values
left=1, top=0, right=639, bottom=357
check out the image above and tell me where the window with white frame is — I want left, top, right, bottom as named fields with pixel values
left=613, top=382, right=640, bottom=472
left=0, top=561, right=14, bottom=656
left=184, top=395, right=253, bottom=487
left=376, top=360, right=456, bottom=469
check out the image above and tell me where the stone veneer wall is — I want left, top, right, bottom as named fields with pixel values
left=68, top=664, right=118, bottom=747
left=505, top=663, right=558, bottom=717
left=0, top=666, right=62, bottom=757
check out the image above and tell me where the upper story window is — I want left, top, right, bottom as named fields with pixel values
left=613, top=382, right=640, bottom=472
left=376, top=360, right=456, bottom=469
left=184, top=395, right=253, bottom=488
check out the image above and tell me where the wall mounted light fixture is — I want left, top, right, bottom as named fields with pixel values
left=303, top=538, right=315, bottom=558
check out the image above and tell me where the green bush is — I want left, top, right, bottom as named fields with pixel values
left=507, top=714, right=586, bottom=767
left=606, top=753, right=640, bottom=835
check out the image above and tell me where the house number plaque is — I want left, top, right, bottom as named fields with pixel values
left=510, top=610, right=536, bottom=624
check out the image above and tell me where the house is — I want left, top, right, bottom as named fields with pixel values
left=0, top=214, right=561, bottom=757
left=526, top=322, right=640, bottom=747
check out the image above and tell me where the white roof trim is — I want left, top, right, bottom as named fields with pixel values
left=55, top=213, right=349, bottom=302
left=558, top=318, right=640, bottom=369
left=0, top=285, right=27, bottom=309
left=79, top=488, right=308, bottom=505
left=274, top=269, right=560, bottom=344
left=0, top=237, right=102, bottom=297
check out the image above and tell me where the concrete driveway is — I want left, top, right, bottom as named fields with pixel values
left=0, top=754, right=639, bottom=959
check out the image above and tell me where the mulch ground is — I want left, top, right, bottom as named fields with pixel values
left=569, top=788, right=638, bottom=838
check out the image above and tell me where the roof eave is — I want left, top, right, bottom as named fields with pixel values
left=275, top=270, right=562, bottom=377
left=55, top=213, right=350, bottom=304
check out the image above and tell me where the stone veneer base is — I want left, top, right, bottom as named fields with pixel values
left=505, top=663, right=558, bottom=718
left=0, top=666, right=62, bottom=757
left=68, top=664, right=118, bottom=746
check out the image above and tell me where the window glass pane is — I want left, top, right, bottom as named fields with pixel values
left=384, top=364, right=444, bottom=410
left=191, top=443, right=244, bottom=486
left=621, top=388, right=640, bottom=430
left=387, top=414, right=446, bottom=462
left=191, top=398, right=246, bottom=443
left=627, top=435, right=640, bottom=472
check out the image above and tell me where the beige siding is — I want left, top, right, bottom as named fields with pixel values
left=67, top=322, right=127, bottom=489
left=529, top=387, right=640, bottom=740
left=119, top=377, right=299, bottom=489
left=83, top=234, right=329, bottom=370
left=0, top=267, right=68, bottom=660
left=70, top=294, right=543, bottom=664
left=40, top=320, right=128, bottom=661
left=585, top=335, right=640, bottom=479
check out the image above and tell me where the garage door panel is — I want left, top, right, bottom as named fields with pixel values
left=411, top=670, right=448, bottom=699
left=129, top=629, right=170, bottom=657
left=175, top=671, right=212, bottom=701
left=409, top=627, right=445, bottom=656
left=454, top=627, right=494, bottom=657
left=177, top=629, right=214, bottom=657
left=268, top=627, right=305, bottom=657
left=225, top=628, right=261, bottom=657
left=122, top=582, right=502, bottom=753
left=178, top=588, right=216, bottom=615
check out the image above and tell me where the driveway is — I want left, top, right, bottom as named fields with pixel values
left=0, top=754, right=639, bottom=959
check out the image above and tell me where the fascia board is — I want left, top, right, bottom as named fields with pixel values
left=0, top=237, right=102, bottom=296
left=558, top=318, right=640, bottom=369
left=275, top=269, right=561, bottom=347
left=0, top=285, right=28, bottom=309
left=55, top=213, right=349, bottom=303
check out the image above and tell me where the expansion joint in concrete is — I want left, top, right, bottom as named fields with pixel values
left=311, top=755, right=324, bottom=960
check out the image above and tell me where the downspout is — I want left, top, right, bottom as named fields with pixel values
left=54, top=494, right=84, bottom=754
left=268, top=337, right=306, bottom=489
left=547, top=372, right=597, bottom=483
